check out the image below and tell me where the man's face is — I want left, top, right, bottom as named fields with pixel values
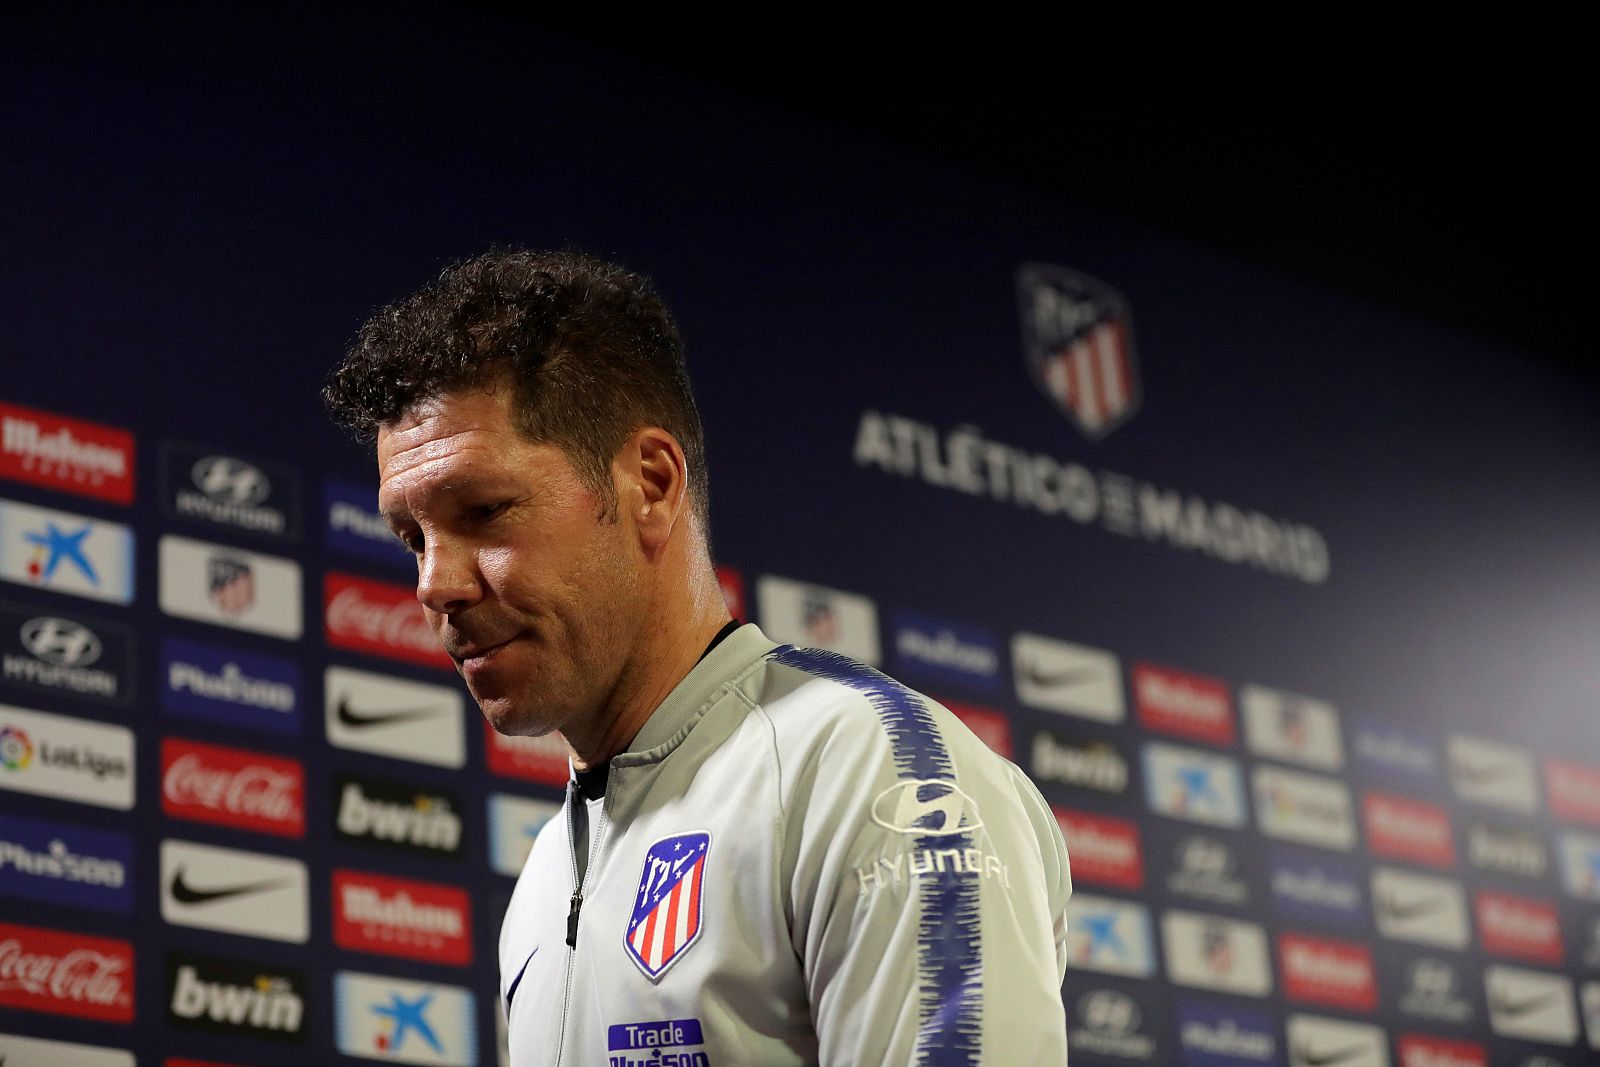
left=376, top=385, right=645, bottom=737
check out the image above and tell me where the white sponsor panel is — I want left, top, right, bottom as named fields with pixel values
left=1241, top=684, right=1343, bottom=770
left=1011, top=632, right=1124, bottom=722
left=1286, top=1014, right=1390, bottom=1067
left=1559, top=830, right=1600, bottom=901
left=0, top=703, right=134, bottom=809
left=159, top=534, right=303, bottom=638
left=488, top=793, right=561, bottom=877
left=1252, top=765, right=1356, bottom=850
left=1582, top=980, right=1600, bottom=1051
left=756, top=575, right=880, bottom=664
left=1449, top=734, right=1540, bottom=814
left=1161, top=909, right=1273, bottom=997
left=1372, top=866, right=1471, bottom=949
left=0, top=1032, right=134, bottom=1065
left=335, top=970, right=477, bottom=1065
left=325, top=666, right=466, bottom=769
left=1063, top=893, right=1155, bottom=977
left=0, top=498, right=134, bottom=603
left=1143, top=741, right=1247, bottom=828
left=1484, top=965, right=1578, bottom=1044
left=160, top=838, right=309, bottom=943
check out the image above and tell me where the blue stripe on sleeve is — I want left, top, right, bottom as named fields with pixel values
left=770, top=645, right=983, bottom=1066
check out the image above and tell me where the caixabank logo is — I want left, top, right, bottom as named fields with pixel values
left=334, top=970, right=477, bottom=1066
left=1017, top=263, right=1140, bottom=440
left=1064, top=893, right=1155, bottom=978
left=0, top=498, right=135, bottom=604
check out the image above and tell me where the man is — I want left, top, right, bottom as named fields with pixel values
left=325, top=249, right=1073, bottom=1065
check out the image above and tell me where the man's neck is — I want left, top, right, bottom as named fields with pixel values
left=564, top=586, right=732, bottom=771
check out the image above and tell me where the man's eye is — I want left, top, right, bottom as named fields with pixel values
left=472, top=502, right=508, bottom=521
left=400, top=532, right=424, bottom=554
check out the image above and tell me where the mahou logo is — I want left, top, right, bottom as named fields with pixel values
left=1547, top=758, right=1600, bottom=826
left=484, top=720, right=570, bottom=786
left=1397, top=1035, right=1486, bottom=1067
left=1364, top=792, right=1455, bottom=867
left=161, top=738, right=304, bottom=838
left=1133, top=663, right=1235, bottom=746
left=324, top=573, right=451, bottom=669
left=1278, top=933, right=1377, bottom=1012
left=0, top=921, right=134, bottom=1022
left=1053, top=807, right=1143, bottom=890
left=947, top=701, right=1013, bottom=758
left=0, top=402, right=134, bottom=504
left=332, top=869, right=472, bottom=966
left=1475, top=890, right=1562, bottom=965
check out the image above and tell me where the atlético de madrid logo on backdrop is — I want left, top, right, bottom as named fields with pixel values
left=1017, top=263, right=1140, bottom=440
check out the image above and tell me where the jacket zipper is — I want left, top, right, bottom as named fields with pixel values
left=554, top=784, right=581, bottom=1067
left=555, top=782, right=612, bottom=1067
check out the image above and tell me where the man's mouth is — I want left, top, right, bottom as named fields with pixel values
left=454, top=634, right=517, bottom=668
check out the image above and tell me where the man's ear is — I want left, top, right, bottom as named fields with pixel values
left=625, top=426, right=688, bottom=549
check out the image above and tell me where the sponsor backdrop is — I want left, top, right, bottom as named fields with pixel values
left=4, top=11, right=1599, bottom=1067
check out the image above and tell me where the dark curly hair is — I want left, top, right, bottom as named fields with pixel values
left=324, top=249, right=709, bottom=529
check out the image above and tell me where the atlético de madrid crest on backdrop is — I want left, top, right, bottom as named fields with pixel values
left=1017, top=263, right=1141, bottom=440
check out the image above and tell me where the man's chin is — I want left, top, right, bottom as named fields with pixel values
left=478, top=698, right=559, bottom=739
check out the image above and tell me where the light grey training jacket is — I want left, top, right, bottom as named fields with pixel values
left=499, top=623, right=1072, bottom=1066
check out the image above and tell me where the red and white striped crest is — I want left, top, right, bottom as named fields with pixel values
left=1018, top=264, right=1141, bottom=439
left=625, top=831, right=709, bottom=980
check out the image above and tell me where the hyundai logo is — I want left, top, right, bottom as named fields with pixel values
left=192, top=456, right=270, bottom=505
left=20, top=616, right=102, bottom=666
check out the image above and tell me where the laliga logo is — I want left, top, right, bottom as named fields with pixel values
left=192, top=456, right=270, bottom=506
left=871, top=780, right=983, bottom=837
left=1017, top=263, right=1141, bottom=440
left=0, top=726, right=34, bottom=770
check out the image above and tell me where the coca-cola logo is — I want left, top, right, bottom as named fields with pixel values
left=323, top=574, right=451, bottom=669
left=163, top=754, right=299, bottom=822
left=0, top=923, right=134, bottom=1021
left=327, top=587, right=434, bottom=651
left=160, top=738, right=305, bottom=838
left=0, top=942, right=126, bottom=1000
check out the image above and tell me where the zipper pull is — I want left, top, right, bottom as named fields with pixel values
left=566, top=889, right=582, bottom=949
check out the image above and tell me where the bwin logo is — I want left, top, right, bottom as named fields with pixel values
left=20, top=617, right=101, bottom=667
left=871, top=780, right=983, bottom=837
left=192, top=456, right=270, bottom=506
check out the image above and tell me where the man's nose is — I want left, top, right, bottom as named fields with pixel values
left=416, top=538, right=481, bottom=614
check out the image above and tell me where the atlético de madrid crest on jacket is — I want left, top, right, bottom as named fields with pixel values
left=626, top=831, right=710, bottom=980
left=1017, top=262, right=1141, bottom=440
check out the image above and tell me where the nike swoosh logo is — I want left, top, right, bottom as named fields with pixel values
left=1493, top=989, right=1558, bottom=1017
left=1019, top=660, right=1101, bottom=689
left=336, top=694, right=444, bottom=729
left=505, top=945, right=539, bottom=1011
left=170, top=865, right=291, bottom=905
left=1380, top=893, right=1447, bottom=921
left=1294, top=1040, right=1372, bottom=1066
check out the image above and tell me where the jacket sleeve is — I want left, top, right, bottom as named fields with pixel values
left=779, top=686, right=1072, bottom=1065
